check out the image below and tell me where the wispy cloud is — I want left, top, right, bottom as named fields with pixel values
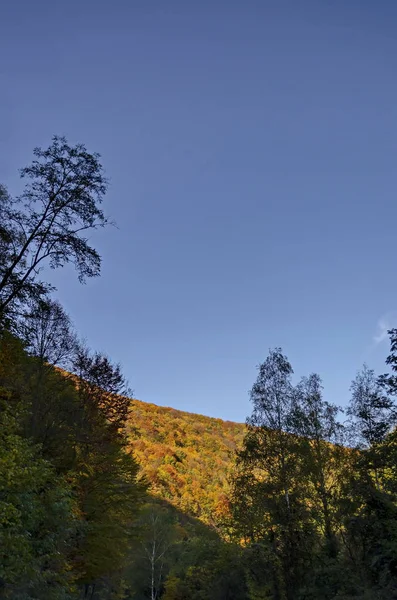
left=373, top=312, right=397, bottom=345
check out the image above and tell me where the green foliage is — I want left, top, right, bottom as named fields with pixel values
left=231, top=351, right=318, bottom=599
left=124, top=502, right=181, bottom=600
left=73, top=441, right=145, bottom=586
left=0, top=139, right=147, bottom=600
left=0, top=388, right=76, bottom=598
left=163, top=536, right=247, bottom=600
left=0, top=330, right=145, bottom=599
left=349, top=364, right=395, bottom=448
left=230, top=346, right=397, bottom=600
left=4, top=137, right=397, bottom=600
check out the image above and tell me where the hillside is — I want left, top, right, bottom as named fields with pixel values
left=126, top=399, right=246, bottom=526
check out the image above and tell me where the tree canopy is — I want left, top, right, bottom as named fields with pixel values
left=2, top=138, right=397, bottom=599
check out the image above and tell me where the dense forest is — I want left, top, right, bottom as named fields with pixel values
left=127, top=398, right=245, bottom=526
left=1, top=138, right=397, bottom=599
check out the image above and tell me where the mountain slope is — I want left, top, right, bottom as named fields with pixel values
left=126, top=399, right=245, bottom=526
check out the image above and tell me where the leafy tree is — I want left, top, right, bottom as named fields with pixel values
left=339, top=470, right=397, bottom=599
left=20, top=298, right=77, bottom=367
left=231, top=350, right=313, bottom=600
left=130, top=504, right=179, bottom=600
left=73, top=345, right=132, bottom=434
left=72, top=439, right=145, bottom=596
left=0, top=387, right=77, bottom=599
left=0, top=137, right=148, bottom=600
left=0, top=328, right=145, bottom=599
left=350, top=364, right=394, bottom=448
left=163, top=536, right=247, bottom=600
left=292, top=374, right=344, bottom=554
left=348, top=365, right=395, bottom=493
left=242, top=542, right=285, bottom=600
left=125, top=399, right=245, bottom=528
left=245, top=348, right=296, bottom=513
left=0, top=136, right=109, bottom=319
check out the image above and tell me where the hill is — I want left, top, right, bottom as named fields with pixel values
left=126, top=399, right=246, bottom=526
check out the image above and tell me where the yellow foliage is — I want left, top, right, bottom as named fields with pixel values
left=126, top=399, right=245, bottom=525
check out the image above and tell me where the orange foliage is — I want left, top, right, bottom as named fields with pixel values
left=126, top=400, right=245, bottom=526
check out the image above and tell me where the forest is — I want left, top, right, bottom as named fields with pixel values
left=1, top=137, right=397, bottom=599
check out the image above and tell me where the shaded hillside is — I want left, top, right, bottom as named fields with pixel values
left=126, top=399, right=245, bottom=526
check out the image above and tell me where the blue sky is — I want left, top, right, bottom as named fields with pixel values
left=1, top=1, right=397, bottom=421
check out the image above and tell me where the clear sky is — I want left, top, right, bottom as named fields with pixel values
left=1, top=1, right=397, bottom=422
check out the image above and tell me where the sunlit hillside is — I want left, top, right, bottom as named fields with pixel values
left=126, top=399, right=246, bottom=526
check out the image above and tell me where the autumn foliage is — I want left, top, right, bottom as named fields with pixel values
left=126, top=399, right=245, bottom=526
